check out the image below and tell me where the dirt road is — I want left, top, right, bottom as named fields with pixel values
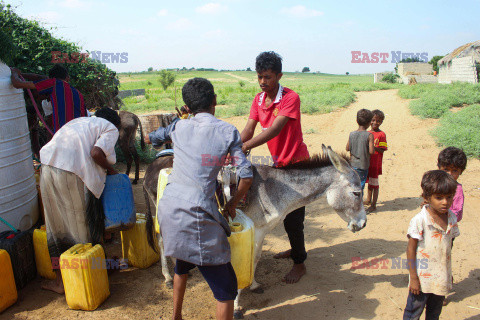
left=5, top=89, right=480, bottom=319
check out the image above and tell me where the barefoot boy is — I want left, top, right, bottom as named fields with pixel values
left=403, top=170, right=459, bottom=320
left=365, top=109, right=388, bottom=213
left=346, top=109, right=374, bottom=194
left=241, top=51, right=309, bottom=284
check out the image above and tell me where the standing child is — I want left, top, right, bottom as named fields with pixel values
left=365, top=109, right=388, bottom=213
left=403, top=170, right=459, bottom=320
left=437, top=147, right=467, bottom=223
left=147, top=78, right=253, bottom=320
left=346, top=109, right=374, bottom=193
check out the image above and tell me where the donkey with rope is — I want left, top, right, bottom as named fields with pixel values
left=143, top=144, right=367, bottom=318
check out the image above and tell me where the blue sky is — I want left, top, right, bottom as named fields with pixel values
left=7, top=0, right=480, bottom=74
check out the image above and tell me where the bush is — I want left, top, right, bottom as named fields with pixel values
left=238, top=80, right=245, bottom=87
left=158, top=70, right=176, bottom=90
left=382, top=73, right=400, bottom=83
left=432, top=104, right=480, bottom=157
left=0, top=3, right=120, bottom=109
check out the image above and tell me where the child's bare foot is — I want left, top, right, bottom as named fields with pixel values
left=363, top=201, right=371, bottom=206
left=41, top=280, right=65, bottom=294
left=273, top=249, right=291, bottom=259
left=366, top=206, right=377, bottom=214
left=282, top=263, right=306, bottom=284
left=443, top=298, right=448, bottom=306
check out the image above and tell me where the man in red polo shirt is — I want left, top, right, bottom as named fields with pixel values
left=241, top=51, right=309, bottom=284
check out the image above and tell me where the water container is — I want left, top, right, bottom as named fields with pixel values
left=0, top=249, right=17, bottom=313
left=0, top=229, right=36, bottom=289
left=0, top=62, right=38, bottom=232
left=101, top=174, right=136, bottom=231
left=60, top=243, right=110, bottom=311
left=33, top=225, right=56, bottom=279
left=121, top=213, right=160, bottom=268
left=155, top=168, right=172, bottom=234
left=228, top=210, right=254, bottom=289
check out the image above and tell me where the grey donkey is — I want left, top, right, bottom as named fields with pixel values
left=143, top=145, right=367, bottom=318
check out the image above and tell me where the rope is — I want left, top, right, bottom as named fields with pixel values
left=0, top=217, right=19, bottom=233
left=19, top=75, right=54, bottom=136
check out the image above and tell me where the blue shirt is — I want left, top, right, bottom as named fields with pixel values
left=153, top=112, right=253, bottom=265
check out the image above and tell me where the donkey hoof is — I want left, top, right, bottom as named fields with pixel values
left=233, top=310, right=244, bottom=319
left=132, top=180, right=138, bottom=185
left=165, top=280, right=173, bottom=289
left=251, top=287, right=264, bottom=294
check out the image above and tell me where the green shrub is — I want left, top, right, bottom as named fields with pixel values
left=432, top=104, right=480, bottom=157
left=382, top=73, right=400, bottom=83
left=238, top=80, right=245, bottom=87
left=158, top=70, right=176, bottom=90
left=115, top=138, right=158, bottom=164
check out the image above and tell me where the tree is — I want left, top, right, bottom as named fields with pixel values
left=346, top=72, right=349, bottom=76
left=246, top=67, right=252, bottom=71
left=0, top=3, right=120, bottom=109
left=147, top=67, right=153, bottom=72
left=302, top=67, right=310, bottom=73
left=158, top=69, right=176, bottom=90
left=429, top=55, right=445, bottom=73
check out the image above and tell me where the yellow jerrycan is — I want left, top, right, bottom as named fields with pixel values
left=155, top=168, right=172, bottom=234
left=121, top=213, right=160, bottom=268
left=228, top=210, right=255, bottom=289
left=0, top=249, right=17, bottom=313
left=60, top=243, right=110, bottom=311
left=33, top=225, right=56, bottom=279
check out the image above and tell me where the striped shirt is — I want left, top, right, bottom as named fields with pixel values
left=34, top=78, right=86, bottom=132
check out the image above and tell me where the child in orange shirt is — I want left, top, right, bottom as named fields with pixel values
left=365, top=109, right=387, bottom=213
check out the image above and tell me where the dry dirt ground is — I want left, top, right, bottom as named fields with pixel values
left=4, top=89, right=480, bottom=320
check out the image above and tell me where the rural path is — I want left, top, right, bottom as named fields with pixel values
left=5, top=90, right=480, bottom=320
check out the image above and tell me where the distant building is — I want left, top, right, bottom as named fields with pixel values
left=438, top=41, right=480, bottom=84
left=397, top=62, right=437, bottom=84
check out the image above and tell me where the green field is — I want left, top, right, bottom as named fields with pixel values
left=119, top=71, right=400, bottom=117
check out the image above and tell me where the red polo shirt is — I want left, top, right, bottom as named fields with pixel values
left=249, top=85, right=309, bottom=167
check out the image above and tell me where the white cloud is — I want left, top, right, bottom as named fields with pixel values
left=202, top=29, right=225, bottom=39
left=281, top=5, right=323, bottom=18
left=157, top=9, right=168, bottom=17
left=166, top=18, right=192, bottom=31
left=60, top=0, right=92, bottom=9
left=196, top=3, right=228, bottom=14
left=27, top=11, right=61, bottom=24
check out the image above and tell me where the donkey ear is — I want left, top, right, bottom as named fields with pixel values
left=326, top=146, right=350, bottom=174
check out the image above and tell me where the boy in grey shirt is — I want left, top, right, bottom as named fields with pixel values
left=346, top=109, right=374, bottom=194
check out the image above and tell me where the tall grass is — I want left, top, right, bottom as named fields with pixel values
left=432, top=104, right=480, bottom=158
left=398, top=83, right=480, bottom=118
left=119, top=71, right=399, bottom=118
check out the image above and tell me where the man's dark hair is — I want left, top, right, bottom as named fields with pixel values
left=48, top=64, right=68, bottom=80
left=437, top=147, right=467, bottom=172
left=182, top=78, right=215, bottom=114
left=356, top=109, right=374, bottom=126
left=421, top=170, right=457, bottom=199
left=95, top=108, right=121, bottom=127
left=255, top=51, right=282, bottom=74
left=372, top=109, right=385, bottom=121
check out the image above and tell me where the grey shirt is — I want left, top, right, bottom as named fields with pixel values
left=348, top=130, right=372, bottom=170
left=154, top=113, right=253, bottom=266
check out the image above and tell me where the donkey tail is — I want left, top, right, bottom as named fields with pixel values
left=144, top=185, right=159, bottom=253
left=137, top=116, right=146, bottom=151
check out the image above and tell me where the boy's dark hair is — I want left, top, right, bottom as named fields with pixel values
left=48, top=64, right=68, bottom=80
left=356, top=109, right=374, bottom=126
left=95, top=107, right=121, bottom=127
left=437, top=147, right=467, bottom=172
left=421, top=170, right=457, bottom=199
left=372, top=109, right=385, bottom=121
left=255, top=51, right=282, bottom=74
left=182, top=78, right=215, bottom=114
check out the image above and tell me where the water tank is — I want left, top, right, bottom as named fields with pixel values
left=0, top=62, right=38, bottom=232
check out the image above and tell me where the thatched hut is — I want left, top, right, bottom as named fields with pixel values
left=438, top=41, right=480, bottom=84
